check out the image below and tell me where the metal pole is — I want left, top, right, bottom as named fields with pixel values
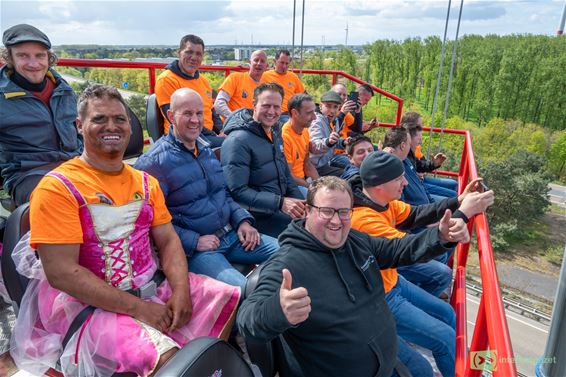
left=292, top=0, right=297, bottom=67
left=299, top=0, right=306, bottom=78
left=438, top=0, right=464, bottom=153
left=427, top=0, right=452, bottom=158
left=557, top=0, right=566, bottom=36
left=536, top=244, right=566, bottom=377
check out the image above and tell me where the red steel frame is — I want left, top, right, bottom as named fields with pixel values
left=51, top=59, right=515, bottom=376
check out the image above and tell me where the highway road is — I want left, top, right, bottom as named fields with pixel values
left=549, top=183, right=566, bottom=208
left=61, top=73, right=145, bottom=100
left=466, top=293, right=549, bottom=376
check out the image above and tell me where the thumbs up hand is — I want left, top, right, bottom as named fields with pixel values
left=279, top=269, right=311, bottom=325
left=439, top=209, right=470, bottom=244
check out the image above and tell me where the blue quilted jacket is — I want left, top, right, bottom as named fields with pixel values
left=134, top=130, right=253, bottom=257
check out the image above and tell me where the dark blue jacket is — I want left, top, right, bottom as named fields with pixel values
left=0, top=66, right=82, bottom=194
left=134, top=130, right=253, bottom=257
left=341, top=164, right=360, bottom=181
left=401, top=158, right=434, bottom=206
left=221, top=109, right=303, bottom=215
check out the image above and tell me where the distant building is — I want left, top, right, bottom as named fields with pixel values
left=234, top=48, right=253, bottom=61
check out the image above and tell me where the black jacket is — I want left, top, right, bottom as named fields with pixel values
left=408, top=149, right=439, bottom=173
left=237, top=219, right=455, bottom=377
left=221, top=109, right=303, bottom=215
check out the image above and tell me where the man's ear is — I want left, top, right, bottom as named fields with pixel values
left=76, top=117, right=83, bottom=135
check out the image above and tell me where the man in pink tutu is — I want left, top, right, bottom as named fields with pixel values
left=10, top=84, right=240, bottom=376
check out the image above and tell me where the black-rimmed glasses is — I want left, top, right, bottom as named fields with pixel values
left=308, top=205, right=353, bottom=220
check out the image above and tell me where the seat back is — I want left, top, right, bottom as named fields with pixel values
left=242, top=264, right=279, bottom=377
left=1, top=202, right=30, bottom=313
left=145, top=93, right=164, bottom=143
left=124, top=106, right=144, bottom=160
left=154, top=337, right=254, bottom=377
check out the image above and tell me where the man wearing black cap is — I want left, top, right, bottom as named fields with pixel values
left=1, top=24, right=82, bottom=206
left=309, top=90, right=350, bottom=177
left=238, top=175, right=471, bottom=377
left=349, top=151, right=494, bottom=377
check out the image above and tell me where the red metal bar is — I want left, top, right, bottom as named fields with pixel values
left=148, top=68, right=156, bottom=94
left=56, top=59, right=404, bottom=124
left=469, top=296, right=488, bottom=377
left=453, top=266, right=469, bottom=377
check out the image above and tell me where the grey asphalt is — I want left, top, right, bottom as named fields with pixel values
left=549, top=183, right=566, bottom=208
left=495, top=261, right=559, bottom=302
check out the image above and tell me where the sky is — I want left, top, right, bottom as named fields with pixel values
left=1, top=0, right=565, bottom=46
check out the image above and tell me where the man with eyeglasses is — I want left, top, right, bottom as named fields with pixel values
left=238, top=175, right=471, bottom=377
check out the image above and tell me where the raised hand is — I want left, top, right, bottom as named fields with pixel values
left=279, top=269, right=311, bottom=325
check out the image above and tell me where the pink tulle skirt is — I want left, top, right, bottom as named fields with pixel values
left=11, top=272, right=240, bottom=377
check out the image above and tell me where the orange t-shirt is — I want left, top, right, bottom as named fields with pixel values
left=218, top=72, right=262, bottom=112
left=415, top=145, right=424, bottom=159
left=155, top=69, right=214, bottom=134
left=335, top=112, right=356, bottom=155
left=351, top=200, right=411, bottom=293
left=281, top=121, right=310, bottom=178
left=261, top=70, right=305, bottom=113
left=29, top=157, right=172, bottom=248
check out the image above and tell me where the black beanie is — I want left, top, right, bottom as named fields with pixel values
left=360, top=151, right=404, bottom=187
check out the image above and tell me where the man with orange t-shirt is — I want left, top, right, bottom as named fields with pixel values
left=11, top=84, right=239, bottom=376
left=262, top=49, right=305, bottom=123
left=281, top=93, right=319, bottom=197
left=349, top=151, right=495, bottom=377
left=154, top=34, right=224, bottom=147
left=214, top=50, right=268, bottom=119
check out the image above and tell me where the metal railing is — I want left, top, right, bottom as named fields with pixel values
left=57, top=58, right=404, bottom=126
left=56, top=58, right=515, bottom=376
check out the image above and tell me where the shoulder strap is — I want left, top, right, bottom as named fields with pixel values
left=47, top=171, right=87, bottom=207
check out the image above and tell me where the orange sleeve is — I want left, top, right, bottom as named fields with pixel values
left=155, top=73, right=179, bottom=133
left=282, top=131, right=295, bottom=166
left=148, top=175, right=173, bottom=227
left=391, top=200, right=412, bottom=226
left=218, top=73, right=238, bottom=98
left=29, top=176, right=83, bottom=248
left=155, top=73, right=177, bottom=108
left=352, top=207, right=406, bottom=240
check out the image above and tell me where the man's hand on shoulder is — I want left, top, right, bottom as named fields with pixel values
left=238, top=221, right=261, bottom=251
left=279, top=269, right=311, bottom=325
left=281, top=197, right=306, bottom=219
left=196, top=235, right=221, bottom=252
left=438, top=209, right=470, bottom=244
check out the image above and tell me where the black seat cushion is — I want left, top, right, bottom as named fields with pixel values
left=154, top=337, right=254, bottom=377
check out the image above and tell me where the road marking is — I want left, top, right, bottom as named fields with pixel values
left=466, top=296, right=549, bottom=334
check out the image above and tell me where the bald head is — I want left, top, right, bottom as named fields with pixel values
left=170, top=88, right=203, bottom=111
left=168, top=88, right=204, bottom=149
left=331, top=83, right=347, bottom=104
left=249, top=49, right=268, bottom=81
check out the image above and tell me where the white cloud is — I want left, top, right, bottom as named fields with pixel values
left=1, top=0, right=562, bottom=46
